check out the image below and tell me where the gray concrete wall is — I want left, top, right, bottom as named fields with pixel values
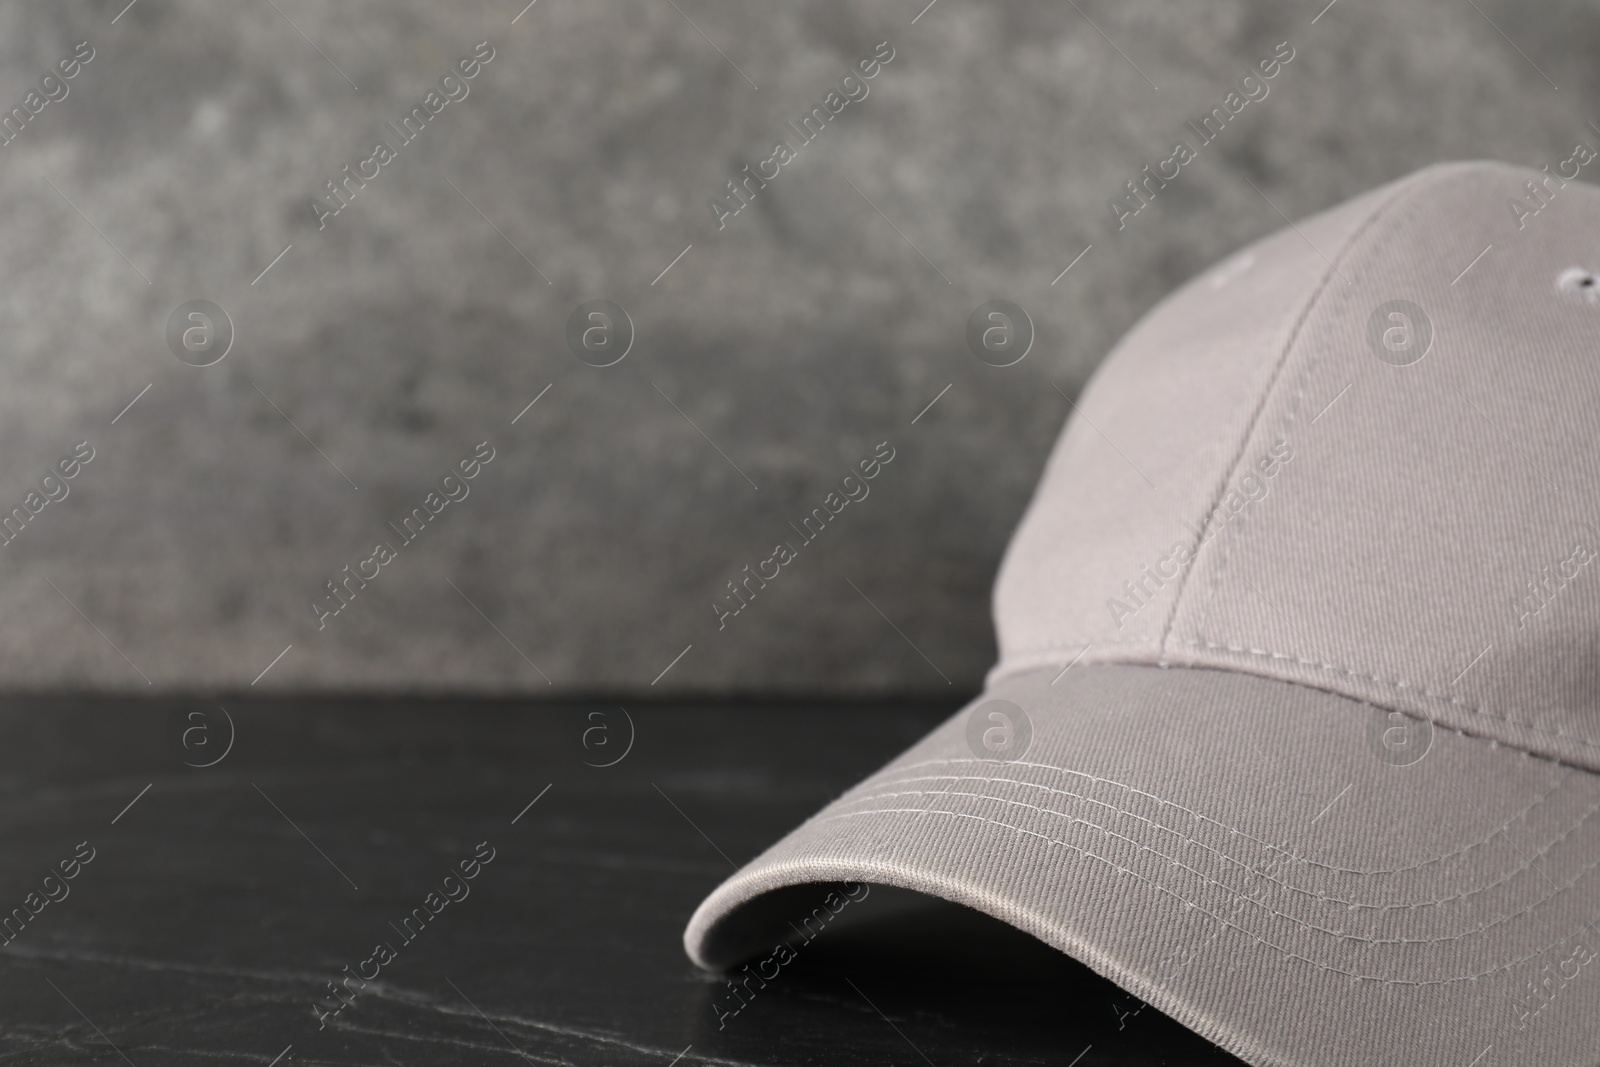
left=0, top=0, right=1593, bottom=693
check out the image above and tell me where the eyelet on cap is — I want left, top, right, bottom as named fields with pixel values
left=1556, top=267, right=1600, bottom=303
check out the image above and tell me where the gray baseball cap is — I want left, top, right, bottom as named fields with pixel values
left=684, top=161, right=1600, bottom=1066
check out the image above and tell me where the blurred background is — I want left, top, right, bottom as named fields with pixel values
left=0, top=0, right=1592, bottom=694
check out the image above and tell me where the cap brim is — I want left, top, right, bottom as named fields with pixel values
left=684, top=664, right=1600, bottom=1067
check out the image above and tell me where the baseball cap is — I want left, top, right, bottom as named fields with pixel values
left=683, top=161, right=1600, bottom=1066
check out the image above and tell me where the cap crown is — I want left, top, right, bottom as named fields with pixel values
left=994, top=161, right=1600, bottom=770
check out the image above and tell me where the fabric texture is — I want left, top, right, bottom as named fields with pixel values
left=684, top=162, right=1600, bottom=1066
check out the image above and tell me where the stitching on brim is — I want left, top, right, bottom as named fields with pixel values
left=813, top=805, right=1598, bottom=986
left=830, top=785, right=1599, bottom=938
left=848, top=762, right=1576, bottom=887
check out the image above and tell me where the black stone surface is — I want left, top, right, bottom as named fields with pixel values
left=0, top=699, right=1244, bottom=1065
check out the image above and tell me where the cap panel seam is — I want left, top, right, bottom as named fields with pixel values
left=1190, top=171, right=1466, bottom=638
left=1154, top=166, right=1467, bottom=658
left=1174, top=168, right=1591, bottom=753
left=987, top=634, right=1600, bottom=756
left=1177, top=636, right=1600, bottom=751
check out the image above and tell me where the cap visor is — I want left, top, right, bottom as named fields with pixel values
left=684, top=664, right=1600, bottom=1067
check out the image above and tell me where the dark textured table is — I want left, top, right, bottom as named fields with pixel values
left=0, top=700, right=1244, bottom=1066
